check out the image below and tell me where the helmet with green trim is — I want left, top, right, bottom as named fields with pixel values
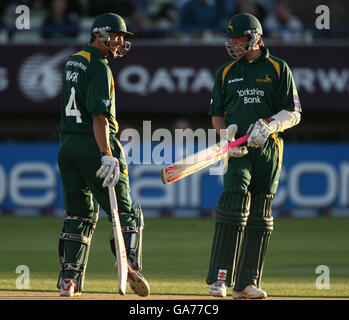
left=224, top=13, right=263, bottom=59
left=91, top=13, right=133, bottom=58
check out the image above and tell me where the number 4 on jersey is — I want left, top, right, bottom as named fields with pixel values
left=65, top=87, right=82, bottom=123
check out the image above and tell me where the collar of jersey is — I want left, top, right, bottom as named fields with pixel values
left=84, top=45, right=108, bottom=61
left=241, top=46, right=269, bottom=65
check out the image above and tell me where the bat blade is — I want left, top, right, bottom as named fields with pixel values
left=108, top=185, right=128, bottom=295
left=161, top=134, right=248, bottom=184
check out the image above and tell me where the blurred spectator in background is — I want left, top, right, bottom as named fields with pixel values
left=88, top=0, right=134, bottom=20
left=0, top=1, right=17, bottom=41
left=179, top=0, right=222, bottom=37
left=215, top=0, right=237, bottom=21
left=146, top=0, right=177, bottom=38
left=0, top=0, right=15, bottom=21
left=30, top=0, right=48, bottom=17
left=230, top=0, right=267, bottom=24
left=41, top=0, right=79, bottom=40
left=264, top=0, right=310, bottom=43
left=88, top=0, right=153, bottom=38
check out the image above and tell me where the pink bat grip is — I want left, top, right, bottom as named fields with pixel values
left=227, top=134, right=249, bottom=150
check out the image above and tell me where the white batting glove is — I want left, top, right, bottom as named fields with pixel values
left=220, top=124, right=238, bottom=142
left=96, top=155, right=120, bottom=188
left=220, top=124, right=248, bottom=158
left=247, top=119, right=273, bottom=148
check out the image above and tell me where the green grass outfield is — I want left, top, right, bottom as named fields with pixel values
left=0, top=216, right=348, bottom=298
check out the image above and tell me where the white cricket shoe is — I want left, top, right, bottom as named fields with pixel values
left=233, top=285, right=267, bottom=299
left=127, top=261, right=150, bottom=297
left=60, top=279, right=81, bottom=297
left=209, top=280, right=227, bottom=297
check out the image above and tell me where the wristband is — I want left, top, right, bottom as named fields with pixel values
left=101, top=151, right=113, bottom=157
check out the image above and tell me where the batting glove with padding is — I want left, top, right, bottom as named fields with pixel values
left=96, top=155, right=120, bottom=188
left=220, top=124, right=238, bottom=142
left=247, top=119, right=273, bottom=148
left=220, top=124, right=248, bottom=158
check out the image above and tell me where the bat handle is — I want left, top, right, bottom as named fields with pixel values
left=227, top=133, right=249, bottom=150
left=108, top=185, right=118, bottom=212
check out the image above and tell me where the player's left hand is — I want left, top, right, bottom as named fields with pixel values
left=96, top=155, right=120, bottom=187
left=247, top=119, right=272, bottom=148
left=220, top=124, right=238, bottom=142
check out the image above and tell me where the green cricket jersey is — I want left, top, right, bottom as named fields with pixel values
left=58, top=45, right=119, bottom=135
left=209, top=46, right=301, bottom=137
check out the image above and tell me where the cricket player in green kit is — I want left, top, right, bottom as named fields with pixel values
left=57, top=13, right=150, bottom=297
left=207, top=13, right=301, bottom=299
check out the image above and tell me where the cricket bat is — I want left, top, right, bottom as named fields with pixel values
left=108, top=185, right=128, bottom=295
left=161, top=134, right=249, bottom=185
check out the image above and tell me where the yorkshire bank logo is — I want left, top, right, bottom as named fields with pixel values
left=237, top=88, right=264, bottom=104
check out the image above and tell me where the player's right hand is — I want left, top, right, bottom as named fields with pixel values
left=247, top=119, right=271, bottom=148
left=96, top=155, right=120, bottom=188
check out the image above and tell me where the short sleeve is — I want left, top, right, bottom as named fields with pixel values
left=86, top=63, right=112, bottom=118
left=278, top=62, right=302, bottom=113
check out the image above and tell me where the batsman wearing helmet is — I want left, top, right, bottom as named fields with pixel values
left=207, top=13, right=301, bottom=299
left=56, top=13, right=150, bottom=297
